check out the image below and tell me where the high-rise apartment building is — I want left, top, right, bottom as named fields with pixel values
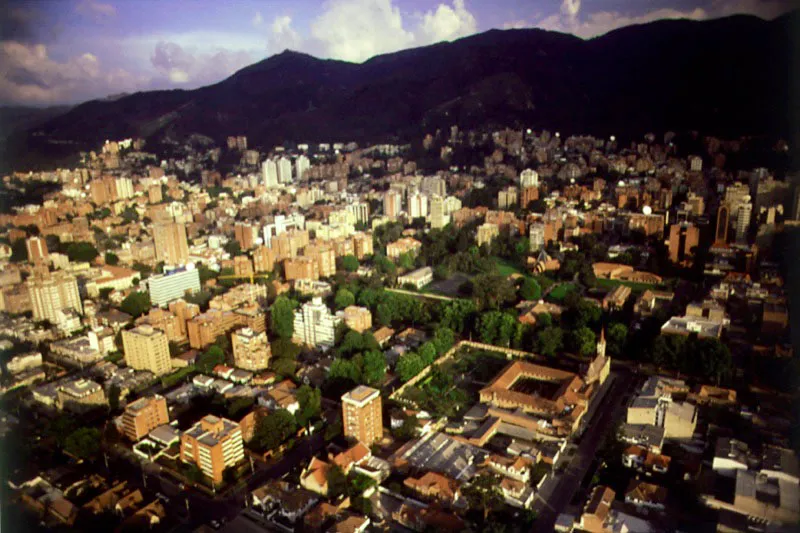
left=262, top=159, right=278, bottom=188
left=295, top=155, right=310, bottom=181
left=341, top=305, right=372, bottom=333
left=234, top=223, right=258, bottom=251
left=668, top=223, right=700, bottom=265
left=153, top=223, right=189, bottom=266
left=529, top=223, right=545, bottom=252
left=342, top=385, right=383, bottom=446
left=284, top=256, right=320, bottom=281
left=277, top=156, right=292, bottom=184
left=180, top=415, right=245, bottom=483
left=232, top=327, right=271, bottom=371
left=429, top=195, right=448, bottom=229
left=304, top=243, right=336, bottom=278
left=26, top=237, right=49, bottom=263
left=736, top=199, right=752, bottom=244
left=520, top=168, right=539, bottom=188
left=498, top=187, right=518, bottom=209
left=383, top=190, right=403, bottom=219
left=115, top=177, right=134, bottom=199
left=27, top=271, right=83, bottom=324
left=477, top=223, right=500, bottom=247
left=122, top=395, right=169, bottom=441
left=293, top=297, right=342, bottom=348
left=408, top=192, right=428, bottom=220
left=347, top=203, right=370, bottom=225
left=351, top=232, right=374, bottom=259
left=122, top=325, right=171, bottom=376
left=421, top=176, right=446, bottom=197
left=147, top=267, right=201, bottom=307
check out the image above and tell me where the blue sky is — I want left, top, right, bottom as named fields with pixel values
left=0, top=0, right=794, bottom=105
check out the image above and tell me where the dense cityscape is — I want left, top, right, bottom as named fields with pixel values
left=0, top=122, right=796, bottom=533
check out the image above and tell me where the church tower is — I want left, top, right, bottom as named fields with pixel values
left=597, top=327, right=606, bottom=358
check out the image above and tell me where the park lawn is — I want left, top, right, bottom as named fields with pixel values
left=595, top=277, right=664, bottom=293
left=547, top=282, right=578, bottom=302
left=494, top=257, right=526, bottom=277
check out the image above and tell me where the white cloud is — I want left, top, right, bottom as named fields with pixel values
left=252, top=11, right=264, bottom=27
left=311, top=0, right=414, bottom=62
left=150, top=41, right=253, bottom=87
left=269, top=15, right=302, bottom=52
left=76, top=0, right=116, bottom=20
left=0, top=41, right=137, bottom=104
left=419, top=0, right=477, bottom=43
left=530, top=0, right=793, bottom=39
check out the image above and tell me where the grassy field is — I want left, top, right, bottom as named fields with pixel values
left=547, top=282, right=578, bottom=302
left=595, top=277, right=664, bottom=293
left=494, top=257, right=526, bottom=277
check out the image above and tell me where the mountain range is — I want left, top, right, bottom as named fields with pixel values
left=3, top=12, right=798, bottom=171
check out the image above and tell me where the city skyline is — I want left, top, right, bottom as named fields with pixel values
left=1, top=0, right=795, bottom=106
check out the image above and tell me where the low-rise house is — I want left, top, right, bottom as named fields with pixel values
left=332, top=442, right=371, bottom=474
left=579, top=485, right=614, bottom=533
left=712, top=438, right=751, bottom=477
left=499, top=476, right=535, bottom=509
left=252, top=479, right=319, bottom=523
left=622, top=445, right=670, bottom=474
left=624, top=480, right=667, bottom=512
left=328, top=514, right=370, bottom=533
left=486, top=454, right=535, bottom=482
left=260, top=380, right=299, bottom=414
left=403, top=471, right=462, bottom=508
left=300, top=457, right=332, bottom=496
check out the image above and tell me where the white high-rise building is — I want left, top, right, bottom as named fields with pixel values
left=295, top=155, right=310, bottom=181
left=292, top=297, right=342, bottom=348
left=347, top=202, right=370, bottom=225
left=430, top=195, right=448, bottom=229
left=520, top=169, right=539, bottom=188
left=529, top=223, right=545, bottom=252
left=115, top=177, right=134, bottom=199
left=421, top=176, right=446, bottom=197
left=262, top=159, right=278, bottom=188
left=444, top=196, right=462, bottom=215
left=408, top=192, right=428, bottom=220
left=27, top=272, right=83, bottom=325
left=736, top=198, right=752, bottom=243
left=277, top=156, right=293, bottom=184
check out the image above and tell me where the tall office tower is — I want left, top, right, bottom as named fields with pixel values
left=724, top=182, right=750, bottom=218
left=232, top=327, right=271, bottom=371
left=714, top=205, right=729, bottom=245
left=736, top=199, right=752, bottom=244
left=292, top=297, right=342, bottom=348
left=408, top=192, right=428, bottom=220
left=668, top=223, right=700, bottom=264
left=295, top=155, right=310, bottom=181
left=421, top=176, right=446, bottom=197
left=122, top=324, right=172, bottom=376
left=115, top=177, right=134, bottom=199
left=383, top=190, right=403, bottom=219
left=529, top=223, right=545, bottom=252
left=520, top=168, right=539, bottom=188
left=180, top=415, right=244, bottom=483
left=153, top=223, right=189, bottom=266
left=429, top=195, right=447, bottom=229
left=262, top=159, right=278, bottom=188
left=122, top=395, right=169, bottom=441
left=347, top=202, right=370, bottom=225
left=147, top=267, right=201, bottom=307
left=26, top=237, right=49, bottom=263
left=277, top=156, right=293, bottom=184
left=27, top=271, right=83, bottom=323
left=342, top=385, right=383, bottom=446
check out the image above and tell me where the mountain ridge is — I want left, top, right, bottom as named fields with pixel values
left=4, top=12, right=798, bottom=170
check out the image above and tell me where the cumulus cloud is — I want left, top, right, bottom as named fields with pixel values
left=76, top=0, right=117, bottom=21
left=0, top=41, right=137, bottom=104
left=269, top=15, right=302, bottom=52
left=418, top=0, right=477, bottom=43
left=150, top=41, right=253, bottom=86
left=252, top=11, right=263, bottom=27
left=531, top=0, right=794, bottom=39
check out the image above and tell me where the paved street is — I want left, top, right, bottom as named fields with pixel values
left=532, top=369, right=636, bottom=532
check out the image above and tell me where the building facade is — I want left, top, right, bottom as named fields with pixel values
left=342, top=385, right=383, bottom=446
left=122, top=325, right=172, bottom=376
left=122, top=395, right=169, bottom=441
left=180, top=415, right=245, bottom=483
left=232, top=327, right=271, bottom=371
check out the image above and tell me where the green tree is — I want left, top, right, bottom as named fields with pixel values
left=329, top=358, right=361, bottom=383
left=470, top=273, right=516, bottom=310
left=334, top=288, right=355, bottom=310
left=64, top=428, right=101, bottom=461
left=338, top=330, right=364, bottom=356
left=66, top=242, right=99, bottom=262
left=361, top=350, right=386, bottom=386
left=326, top=464, right=348, bottom=499
left=437, top=299, right=477, bottom=334
left=271, top=357, right=297, bottom=378
left=253, top=409, right=296, bottom=451
left=224, top=240, right=241, bottom=257
left=340, top=255, right=359, bottom=272
left=270, top=297, right=298, bottom=339
left=606, top=323, right=628, bottom=356
left=119, top=291, right=151, bottom=317
left=108, top=384, right=121, bottom=412
left=536, top=326, right=564, bottom=357
left=396, top=352, right=426, bottom=382
left=571, top=326, right=596, bottom=356
left=397, top=252, right=415, bottom=271
left=197, top=345, right=225, bottom=373
left=104, top=252, right=119, bottom=266
left=394, top=414, right=419, bottom=439
left=227, top=397, right=255, bottom=419
left=462, top=472, right=503, bottom=523
left=295, top=385, right=322, bottom=428
left=519, top=277, right=542, bottom=301
left=418, top=342, right=439, bottom=366
left=433, top=327, right=455, bottom=354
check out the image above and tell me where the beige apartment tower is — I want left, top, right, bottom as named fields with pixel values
left=122, top=325, right=171, bottom=376
left=232, top=327, right=271, bottom=371
left=342, top=385, right=383, bottom=446
left=27, top=271, right=83, bottom=324
left=153, top=222, right=189, bottom=266
left=122, top=395, right=169, bottom=441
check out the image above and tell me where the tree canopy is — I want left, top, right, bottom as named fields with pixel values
left=270, top=297, right=298, bottom=339
left=119, top=291, right=151, bottom=317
